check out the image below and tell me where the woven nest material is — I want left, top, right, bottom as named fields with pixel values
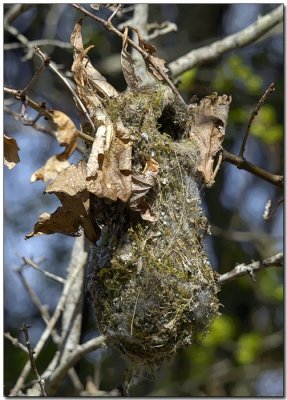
left=89, top=84, right=220, bottom=368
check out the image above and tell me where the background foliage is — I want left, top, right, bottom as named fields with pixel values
left=4, top=4, right=283, bottom=396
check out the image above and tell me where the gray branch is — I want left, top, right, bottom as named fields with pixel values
left=168, top=5, right=283, bottom=77
left=45, top=336, right=106, bottom=395
left=218, top=252, right=283, bottom=284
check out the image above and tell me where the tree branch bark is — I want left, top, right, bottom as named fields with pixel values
left=168, top=5, right=283, bottom=76
left=218, top=252, right=283, bottom=284
left=222, top=149, right=283, bottom=188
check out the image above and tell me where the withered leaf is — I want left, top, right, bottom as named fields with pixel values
left=86, top=117, right=132, bottom=202
left=131, top=27, right=169, bottom=82
left=130, top=26, right=157, bottom=54
left=28, top=161, right=100, bottom=243
left=71, top=19, right=118, bottom=100
left=86, top=108, right=114, bottom=179
left=26, top=208, right=84, bottom=238
left=121, top=27, right=142, bottom=88
left=31, top=155, right=70, bottom=183
left=188, top=93, right=232, bottom=186
left=52, top=110, right=78, bottom=158
left=129, top=158, right=159, bottom=221
left=4, top=134, right=20, bottom=169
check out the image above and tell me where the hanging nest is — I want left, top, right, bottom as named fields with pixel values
left=27, top=19, right=231, bottom=371
left=88, top=84, right=225, bottom=368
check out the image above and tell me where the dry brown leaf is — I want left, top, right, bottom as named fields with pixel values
left=31, top=155, right=70, bottom=183
left=52, top=110, right=78, bottom=158
left=188, top=93, right=232, bottom=186
left=71, top=19, right=118, bottom=99
left=27, top=161, right=100, bottom=243
left=4, top=134, right=20, bottom=169
left=129, top=158, right=159, bottom=221
left=131, top=27, right=169, bottom=82
left=121, top=27, right=142, bottom=88
left=130, top=26, right=157, bottom=54
left=26, top=208, right=85, bottom=238
left=86, top=134, right=132, bottom=202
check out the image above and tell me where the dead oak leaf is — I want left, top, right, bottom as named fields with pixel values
left=27, top=161, right=100, bottom=243
left=4, top=134, right=20, bottom=169
left=188, top=93, right=231, bottom=186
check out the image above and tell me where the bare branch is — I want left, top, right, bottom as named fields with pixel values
left=4, top=332, right=28, bottom=354
left=239, top=82, right=275, bottom=157
left=45, top=336, right=106, bottom=395
left=218, top=252, right=283, bottom=284
left=15, top=265, right=61, bottom=344
left=147, top=21, right=177, bottom=40
left=4, top=87, right=94, bottom=144
left=47, top=236, right=87, bottom=395
left=222, top=149, right=283, bottom=188
left=4, top=39, right=72, bottom=51
left=22, top=257, right=65, bottom=285
left=21, top=323, right=47, bottom=397
left=4, top=4, right=34, bottom=26
left=10, top=244, right=88, bottom=396
left=168, top=5, right=283, bottom=76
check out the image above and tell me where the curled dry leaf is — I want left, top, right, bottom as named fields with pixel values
left=129, top=158, right=159, bottom=221
left=31, top=155, right=70, bottom=183
left=121, top=27, right=142, bottom=88
left=71, top=18, right=118, bottom=100
left=188, top=93, right=232, bottom=186
left=86, top=118, right=132, bottom=202
left=131, top=27, right=169, bottom=82
left=52, top=110, right=78, bottom=158
left=4, top=134, right=20, bottom=169
left=27, top=162, right=100, bottom=243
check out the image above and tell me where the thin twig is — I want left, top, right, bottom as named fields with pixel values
left=107, top=3, right=122, bottom=23
left=22, top=257, right=65, bottom=285
left=4, top=39, right=72, bottom=51
left=21, top=323, right=47, bottom=397
left=71, top=3, right=185, bottom=103
left=239, top=82, right=275, bottom=157
left=4, top=332, right=28, bottom=354
left=51, top=236, right=86, bottom=395
left=34, top=46, right=95, bottom=132
left=218, top=252, right=283, bottom=284
left=222, top=149, right=283, bottom=188
left=10, top=250, right=88, bottom=396
left=15, top=266, right=61, bottom=345
left=168, top=5, right=283, bottom=76
left=263, top=197, right=284, bottom=221
left=4, top=87, right=94, bottom=144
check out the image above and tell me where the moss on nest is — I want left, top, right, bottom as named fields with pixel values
left=89, top=83, right=220, bottom=369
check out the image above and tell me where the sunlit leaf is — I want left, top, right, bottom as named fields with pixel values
left=4, top=134, right=20, bottom=169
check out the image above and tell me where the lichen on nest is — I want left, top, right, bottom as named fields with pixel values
left=89, top=83, right=220, bottom=369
